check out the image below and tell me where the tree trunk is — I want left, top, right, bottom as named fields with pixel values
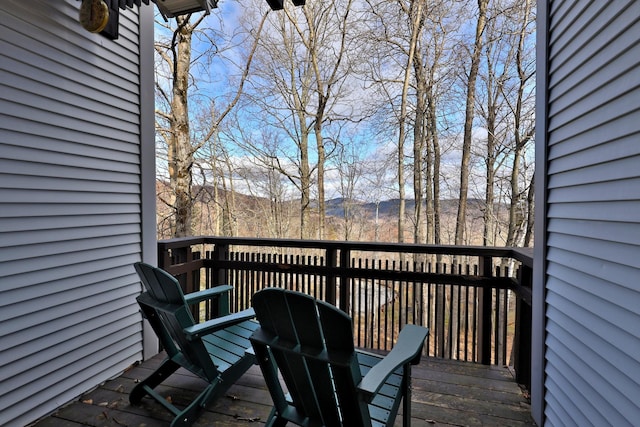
left=483, top=89, right=496, bottom=246
left=431, top=98, right=442, bottom=245
left=413, top=32, right=428, bottom=244
left=299, top=129, right=312, bottom=239
left=221, top=159, right=235, bottom=237
left=397, top=0, right=425, bottom=243
left=506, top=147, right=522, bottom=246
left=413, top=88, right=426, bottom=244
left=455, top=0, right=487, bottom=245
left=424, top=46, right=443, bottom=246
left=169, top=17, right=194, bottom=238
left=524, top=172, right=534, bottom=247
left=506, top=0, right=534, bottom=247
left=315, top=98, right=327, bottom=240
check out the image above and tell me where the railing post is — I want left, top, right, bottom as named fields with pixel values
left=339, top=248, right=350, bottom=313
left=166, top=242, right=199, bottom=319
left=477, top=255, right=493, bottom=365
left=514, top=264, right=532, bottom=390
left=211, top=243, right=229, bottom=286
left=435, top=262, right=445, bottom=358
left=326, top=247, right=338, bottom=307
left=171, top=245, right=194, bottom=294
left=158, top=243, right=171, bottom=271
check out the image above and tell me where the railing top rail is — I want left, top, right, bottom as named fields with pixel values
left=158, top=236, right=208, bottom=249
left=158, top=236, right=533, bottom=265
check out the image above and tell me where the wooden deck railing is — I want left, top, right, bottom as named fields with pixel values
left=157, top=236, right=533, bottom=390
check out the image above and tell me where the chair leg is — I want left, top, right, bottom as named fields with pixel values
left=403, top=364, right=412, bottom=427
left=169, top=387, right=210, bottom=427
left=169, top=378, right=228, bottom=427
left=263, top=407, right=288, bottom=427
left=130, top=358, right=180, bottom=404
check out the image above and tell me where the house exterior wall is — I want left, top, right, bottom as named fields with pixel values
left=535, top=1, right=640, bottom=425
left=0, top=1, right=155, bottom=425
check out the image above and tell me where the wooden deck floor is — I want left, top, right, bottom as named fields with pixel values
left=33, top=353, right=536, bottom=427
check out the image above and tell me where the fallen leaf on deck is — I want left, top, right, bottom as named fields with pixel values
left=233, top=414, right=261, bottom=422
left=113, top=416, right=127, bottom=426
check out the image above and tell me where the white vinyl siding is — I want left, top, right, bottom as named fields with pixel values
left=542, top=1, right=640, bottom=425
left=0, top=1, right=152, bottom=425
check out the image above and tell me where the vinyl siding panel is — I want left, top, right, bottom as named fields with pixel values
left=543, top=1, right=640, bottom=425
left=0, top=1, right=149, bottom=425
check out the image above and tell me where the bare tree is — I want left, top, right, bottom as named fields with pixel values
left=409, top=0, right=428, bottom=245
left=387, top=0, right=426, bottom=243
left=454, top=0, right=488, bottom=245
left=240, top=0, right=354, bottom=239
left=503, top=0, right=535, bottom=247
left=362, top=0, right=426, bottom=243
left=239, top=160, right=296, bottom=238
left=361, top=155, right=396, bottom=242
left=193, top=123, right=239, bottom=236
left=457, top=0, right=535, bottom=248
left=477, top=2, right=515, bottom=246
left=155, top=9, right=269, bottom=237
left=301, top=0, right=353, bottom=239
left=155, top=14, right=203, bottom=237
left=412, top=0, right=455, bottom=246
left=333, top=142, right=367, bottom=240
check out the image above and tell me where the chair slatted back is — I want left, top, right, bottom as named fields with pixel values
left=251, top=288, right=371, bottom=426
left=134, top=262, right=217, bottom=379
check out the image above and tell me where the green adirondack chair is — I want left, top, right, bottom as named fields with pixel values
left=250, top=288, right=429, bottom=427
left=130, top=262, right=258, bottom=427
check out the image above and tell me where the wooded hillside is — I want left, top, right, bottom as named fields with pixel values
left=157, top=181, right=514, bottom=246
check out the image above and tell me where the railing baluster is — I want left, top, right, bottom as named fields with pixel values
left=326, top=247, right=338, bottom=307
left=339, top=248, right=350, bottom=313
left=514, top=264, right=533, bottom=391
left=376, top=258, right=382, bottom=350
left=477, top=255, right=493, bottom=365
left=435, top=262, right=443, bottom=358
left=361, top=260, right=365, bottom=348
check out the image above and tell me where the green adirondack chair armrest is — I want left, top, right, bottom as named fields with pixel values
left=184, top=308, right=256, bottom=340
left=184, top=285, right=233, bottom=305
left=358, top=324, right=429, bottom=400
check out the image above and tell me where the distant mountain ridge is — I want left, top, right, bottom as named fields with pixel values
left=170, top=181, right=486, bottom=220
left=323, top=197, right=486, bottom=218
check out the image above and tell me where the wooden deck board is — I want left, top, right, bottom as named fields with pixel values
left=32, top=353, right=536, bottom=427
